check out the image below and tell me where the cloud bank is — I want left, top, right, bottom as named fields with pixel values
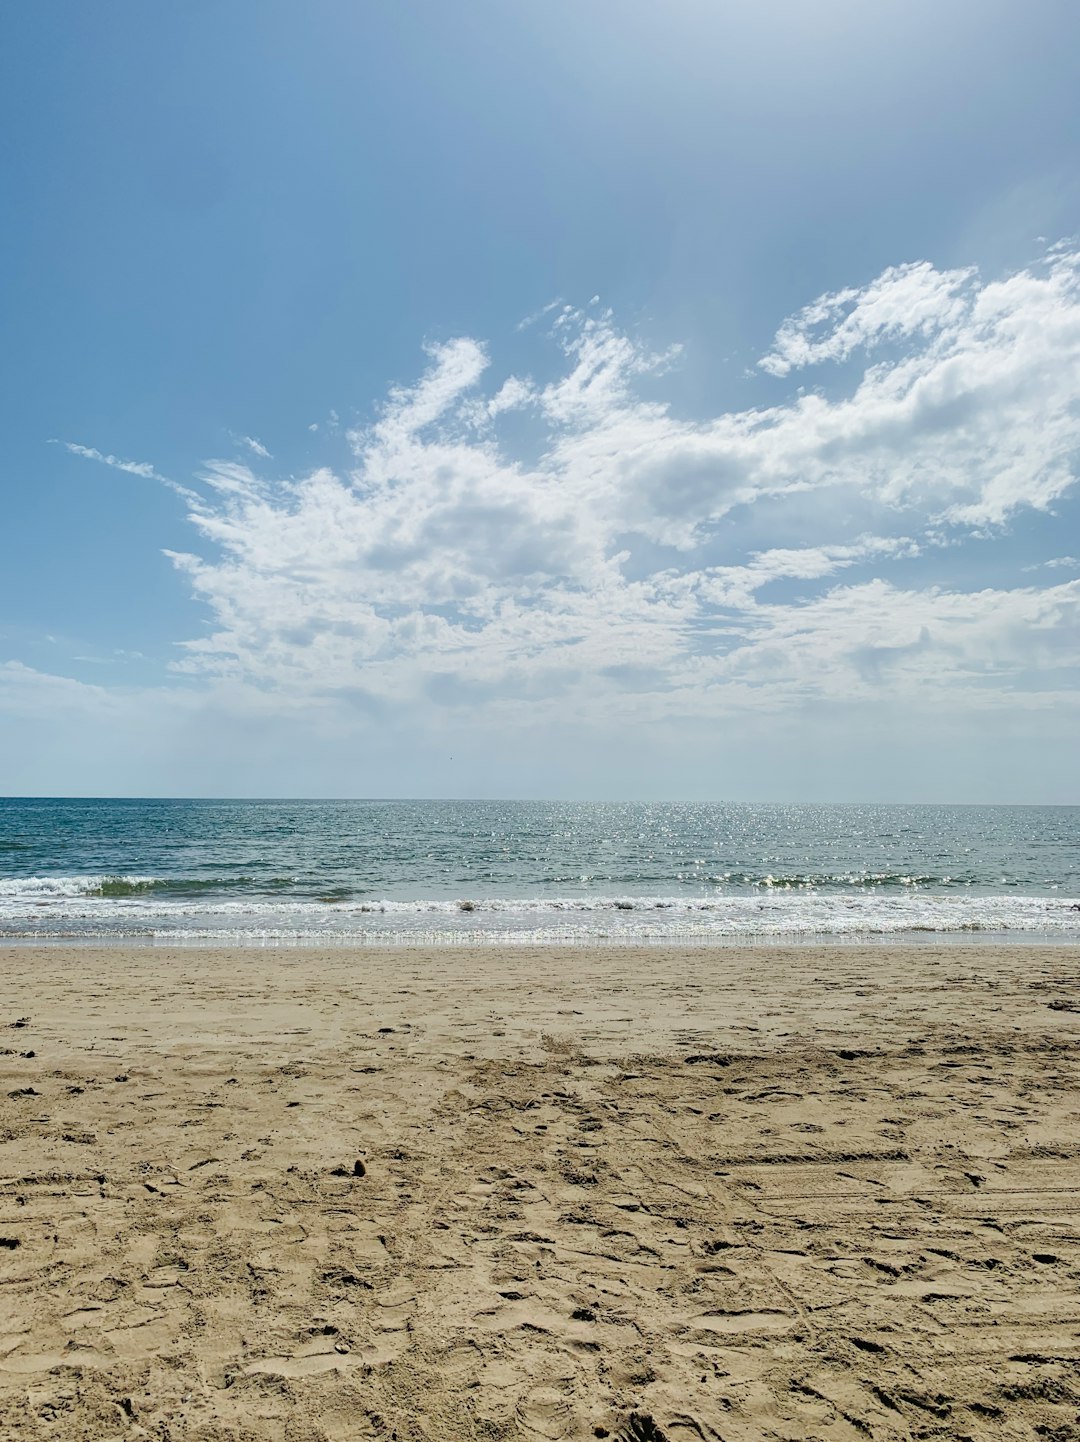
left=147, top=247, right=1080, bottom=727
left=11, top=245, right=1079, bottom=796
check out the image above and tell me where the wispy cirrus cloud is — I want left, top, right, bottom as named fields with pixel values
left=54, top=441, right=197, bottom=501
left=234, top=434, right=272, bottom=459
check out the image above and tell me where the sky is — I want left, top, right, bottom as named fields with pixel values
left=2, top=0, right=1080, bottom=802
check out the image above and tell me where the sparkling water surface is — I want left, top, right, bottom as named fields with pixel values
left=0, top=798, right=1077, bottom=943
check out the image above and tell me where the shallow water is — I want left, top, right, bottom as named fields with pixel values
left=1, top=797, right=1077, bottom=943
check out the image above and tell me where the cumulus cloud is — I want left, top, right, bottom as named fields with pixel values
left=53, top=246, right=1080, bottom=732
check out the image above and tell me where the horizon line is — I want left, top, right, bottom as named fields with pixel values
left=1, top=795, right=1077, bottom=808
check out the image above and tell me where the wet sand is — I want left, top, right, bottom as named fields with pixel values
left=1, top=943, right=1080, bottom=1441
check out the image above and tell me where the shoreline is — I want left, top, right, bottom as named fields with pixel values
left=3, top=943, right=1080, bottom=1439
left=1, top=926, right=1078, bottom=948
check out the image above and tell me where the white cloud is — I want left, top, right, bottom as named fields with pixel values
left=236, top=434, right=272, bottom=459
left=684, top=577, right=1080, bottom=709
left=0, top=661, right=121, bottom=720
left=56, top=441, right=197, bottom=501
left=516, top=298, right=563, bottom=332
left=758, top=260, right=977, bottom=376
left=53, top=247, right=1080, bottom=736
left=58, top=442, right=159, bottom=479
left=686, top=536, right=918, bottom=611
left=1025, top=555, right=1080, bottom=571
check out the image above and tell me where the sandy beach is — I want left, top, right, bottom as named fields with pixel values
left=1, top=942, right=1079, bottom=1440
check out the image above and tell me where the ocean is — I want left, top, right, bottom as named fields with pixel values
left=0, top=797, right=1077, bottom=945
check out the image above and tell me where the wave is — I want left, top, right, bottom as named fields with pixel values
left=0, top=876, right=1076, bottom=941
left=0, top=874, right=296, bottom=900
left=0, top=868, right=1050, bottom=903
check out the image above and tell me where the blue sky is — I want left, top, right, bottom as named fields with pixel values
left=2, top=0, right=1080, bottom=800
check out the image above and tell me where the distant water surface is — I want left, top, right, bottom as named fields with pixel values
left=0, top=798, right=1077, bottom=944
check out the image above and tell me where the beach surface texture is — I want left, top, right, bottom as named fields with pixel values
left=1, top=943, right=1079, bottom=1441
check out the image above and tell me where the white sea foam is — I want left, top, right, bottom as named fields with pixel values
left=0, top=875, right=153, bottom=899
left=0, top=874, right=1077, bottom=942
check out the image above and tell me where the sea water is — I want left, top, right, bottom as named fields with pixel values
left=0, top=798, right=1077, bottom=944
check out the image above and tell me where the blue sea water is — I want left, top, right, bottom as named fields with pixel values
left=0, top=798, right=1077, bottom=944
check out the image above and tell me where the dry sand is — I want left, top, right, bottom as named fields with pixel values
left=1, top=942, right=1080, bottom=1442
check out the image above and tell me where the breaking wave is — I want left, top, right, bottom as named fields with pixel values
left=0, top=873, right=1076, bottom=943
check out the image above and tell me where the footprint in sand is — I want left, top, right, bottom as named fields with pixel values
left=438, top=1338, right=484, bottom=1382
left=612, top=1417, right=671, bottom=1442
left=370, top=1277, right=417, bottom=1356
left=244, top=1344, right=358, bottom=1378
left=1, top=1345, right=112, bottom=1375
left=690, top=1307, right=791, bottom=1334
left=516, top=1387, right=576, bottom=1439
